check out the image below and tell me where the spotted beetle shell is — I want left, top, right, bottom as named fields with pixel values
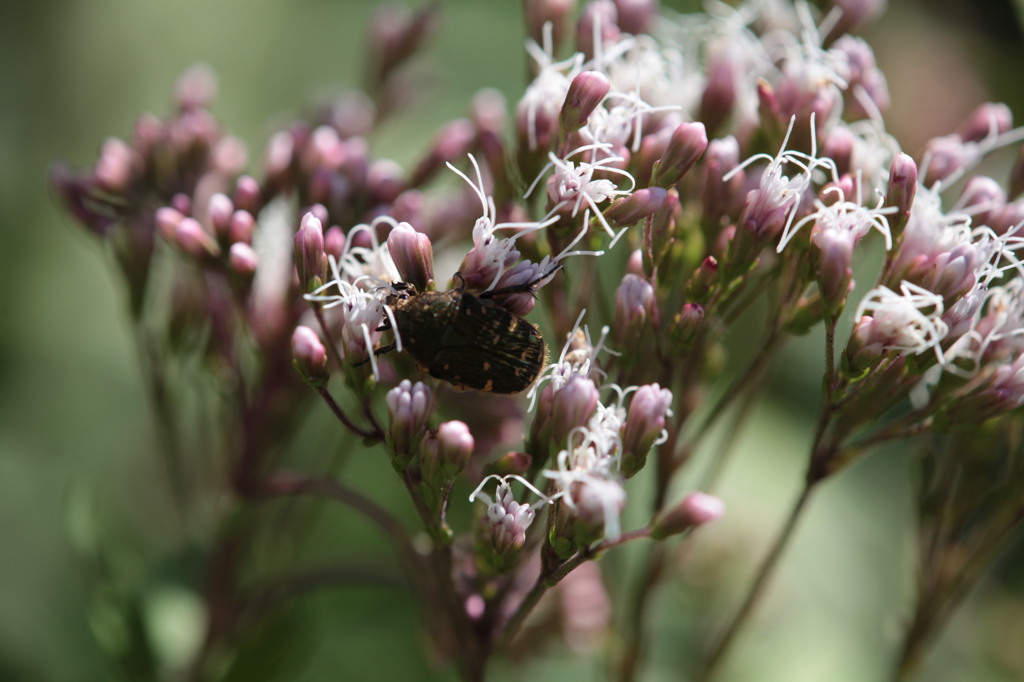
left=390, top=289, right=546, bottom=394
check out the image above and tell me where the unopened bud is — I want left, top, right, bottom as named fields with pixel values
left=291, top=325, right=329, bottom=388
left=295, top=212, right=326, bottom=292
left=885, top=153, right=917, bottom=240
left=651, top=122, right=708, bottom=188
left=822, top=126, right=855, bottom=177
left=175, top=63, right=217, bottom=111
left=651, top=492, right=724, bottom=540
left=669, top=302, right=704, bottom=347
left=94, top=138, right=136, bottom=193
left=233, top=175, right=261, bottom=214
left=207, top=193, right=234, bottom=240
left=614, top=0, right=658, bottom=35
left=560, top=70, right=611, bottom=134
left=620, top=383, right=672, bottom=477
left=578, top=1, right=620, bottom=61
left=385, top=380, right=433, bottom=463
left=325, top=225, right=345, bottom=262
left=435, top=420, right=474, bottom=477
left=686, top=256, right=718, bottom=303
left=551, top=376, right=601, bottom=446
left=386, top=222, right=434, bottom=291
left=614, top=273, right=658, bottom=346
left=228, top=242, right=258, bottom=277
left=957, top=102, right=1013, bottom=144
left=810, top=226, right=854, bottom=315
left=605, top=187, right=668, bottom=228
left=490, top=451, right=533, bottom=477
left=174, top=217, right=221, bottom=260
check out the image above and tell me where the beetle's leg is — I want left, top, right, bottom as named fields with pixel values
left=451, top=272, right=466, bottom=292
left=353, top=343, right=396, bottom=366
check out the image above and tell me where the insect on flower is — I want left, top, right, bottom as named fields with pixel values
left=375, top=270, right=557, bottom=394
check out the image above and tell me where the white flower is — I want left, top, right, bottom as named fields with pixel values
left=778, top=178, right=894, bottom=252
left=854, top=280, right=949, bottom=359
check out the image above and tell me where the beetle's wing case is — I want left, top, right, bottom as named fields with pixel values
left=433, top=293, right=546, bottom=393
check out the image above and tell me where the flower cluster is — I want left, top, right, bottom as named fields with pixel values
left=52, top=1, right=1024, bottom=681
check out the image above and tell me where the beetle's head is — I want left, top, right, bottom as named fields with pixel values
left=385, top=281, right=416, bottom=306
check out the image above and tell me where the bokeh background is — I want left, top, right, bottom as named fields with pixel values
left=2, top=1, right=1024, bottom=680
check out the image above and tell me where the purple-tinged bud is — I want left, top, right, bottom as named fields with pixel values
left=825, top=2, right=886, bottom=44
left=386, top=222, right=434, bottom=291
left=669, top=302, right=704, bottom=347
left=560, top=71, right=611, bottom=134
left=94, top=138, right=136, bottom=193
left=651, top=491, right=724, bottom=540
left=173, top=217, right=221, bottom=260
left=885, top=153, right=917, bottom=240
left=476, top=481, right=536, bottom=569
left=810, top=223, right=855, bottom=315
left=523, top=0, right=575, bottom=53
left=699, top=53, right=737, bottom=136
left=686, top=256, right=718, bottom=304
left=578, top=1, right=620, bottom=61
left=175, top=63, right=217, bottom=111
left=409, top=118, right=476, bottom=187
left=990, top=199, right=1024, bottom=237
left=291, top=325, right=329, bottom=388
left=958, top=176, right=1005, bottom=228
left=642, top=189, right=679, bottom=277
left=132, top=113, right=162, bottom=157
left=605, top=187, right=667, bottom=228
left=229, top=210, right=255, bottom=245
left=385, top=380, right=433, bottom=462
left=822, top=126, right=855, bottom=177
left=490, top=451, right=532, bottom=477
left=156, top=207, right=185, bottom=242
left=614, top=0, right=658, bottom=35
left=211, top=136, right=248, bottom=176
left=233, top=175, right=261, bottom=214
left=620, top=383, right=672, bottom=477
left=434, top=420, right=475, bottom=477
left=626, top=248, right=644, bottom=275
left=265, top=130, right=296, bottom=185
left=170, top=193, right=192, bottom=216
left=368, top=4, right=439, bottom=88
left=228, top=242, right=258, bottom=278
left=571, top=478, right=626, bottom=543
left=652, top=122, right=708, bottom=188
left=615, top=273, right=658, bottom=346
left=294, top=212, right=326, bottom=292
left=958, top=102, right=1013, bottom=144
left=701, top=136, right=743, bottom=235
left=324, top=225, right=345, bottom=261
left=207, top=193, right=234, bottom=240
left=550, top=376, right=600, bottom=446
left=368, top=159, right=406, bottom=204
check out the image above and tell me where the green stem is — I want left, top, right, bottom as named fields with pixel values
left=694, top=481, right=816, bottom=682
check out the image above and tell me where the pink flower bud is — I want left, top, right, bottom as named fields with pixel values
left=175, top=63, right=217, bottom=111
left=620, top=383, right=672, bottom=477
left=885, top=153, right=917, bottom=239
left=686, top=256, right=718, bottom=304
left=577, top=1, right=620, bottom=61
left=699, top=53, right=737, bottom=136
left=228, top=242, right=258, bottom=277
left=490, top=451, right=532, bottom=477
left=385, top=380, right=433, bottom=461
left=652, top=122, right=708, bottom=188
left=94, top=138, right=136, bottom=193
left=651, top=492, right=725, bottom=540
left=324, top=225, right=345, bottom=261
left=560, top=71, right=611, bottom=134
left=207, top=193, right=234, bottom=240
left=551, top=376, right=601, bottom=446
left=229, top=210, right=255, bottom=245
left=605, top=187, right=668, bottom=228
left=294, top=212, right=326, bottom=292
left=823, top=126, right=856, bottom=177
left=614, top=0, right=658, bottom=34
left=291, top=325, right=329, bottom=387
left=435, top=420, right=475, bottom=476
left=386, top=223, right=434, bottom=291
left=615, top=273, right=658, bottom=346
left=233, top=175, right=261, bottom=214
left=958, top=102, right=1013, bottom=144
left=156, top=207, right=185, bottom=242
left=670, top=302, right=704, bottom=347
left=368, top=159, right=406, bottom=204
left=174, top=217, right=221, bottom=260
left=523, top=0, right=574, bottom=51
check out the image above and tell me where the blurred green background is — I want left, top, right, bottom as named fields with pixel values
left=2, top=1, right=1024, bottom=681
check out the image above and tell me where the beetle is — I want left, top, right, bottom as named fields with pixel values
left=375, top=271, right=555, bottom=394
